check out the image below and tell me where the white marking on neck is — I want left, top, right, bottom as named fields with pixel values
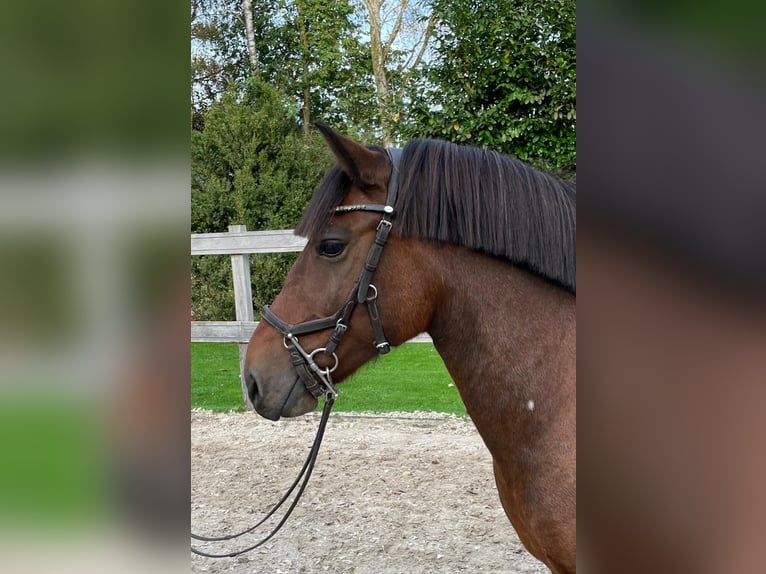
left=526, top=399, right=535, bottom=412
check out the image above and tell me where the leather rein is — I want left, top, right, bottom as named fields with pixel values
left=191, top=148, right=401, bottom=558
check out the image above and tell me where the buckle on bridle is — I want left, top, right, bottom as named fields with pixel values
left=334, top=320, right=348, bottom=335
left=377, top=218, right=392, bottom=232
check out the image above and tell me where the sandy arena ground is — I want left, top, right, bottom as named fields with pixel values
left=191, top=409, right=549, bottom=574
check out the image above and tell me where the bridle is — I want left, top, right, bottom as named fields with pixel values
left=191, top=148, right=401, bottom=558
left=260, top=147, right=402, bottom=400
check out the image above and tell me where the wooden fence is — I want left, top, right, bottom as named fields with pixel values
left=191, top=225, right=431, bottom=383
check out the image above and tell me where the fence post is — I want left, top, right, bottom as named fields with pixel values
left=228, top=224, right=254, bottom=401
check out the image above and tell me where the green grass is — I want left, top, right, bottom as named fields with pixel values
left=191, top=342, right=466, bottom=415
left=0, top=399, right=107, bottom=527
left=191, top=343, right=248, bottom=411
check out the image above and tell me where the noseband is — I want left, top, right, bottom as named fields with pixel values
left=260, top=148, right=402, bottom=400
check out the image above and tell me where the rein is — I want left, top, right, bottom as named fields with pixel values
left=191, top=393, right=334, bottom=558
left=191, top=148, right=401, bottom=558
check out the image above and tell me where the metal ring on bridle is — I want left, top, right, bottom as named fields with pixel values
left=308, top=348, right=339, bottom=374
left=365, top=284, right=378, bottom=302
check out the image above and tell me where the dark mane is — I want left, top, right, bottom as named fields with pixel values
left=296, top=139, right=576, bottom=293
left=397, top=139, right=576, bottom=292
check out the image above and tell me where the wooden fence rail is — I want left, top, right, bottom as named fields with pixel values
left=191, top=225, right=432, bottom=386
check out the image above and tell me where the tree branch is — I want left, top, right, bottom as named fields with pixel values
left=396, top=13, right=435, bottom=97
left=242, top=0, right=259, bottom=72
left=383, top=0, right=409, bottom=61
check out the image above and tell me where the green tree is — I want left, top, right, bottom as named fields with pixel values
left=361, top=0, right=435, bottom=146
left=192, top=0, right=252, bottom=118
left=192, top=0, right=378, bottom=137
left=191, top=78, right=333, bottom=319
left=403, top=0, right=576, bottom=174
left=255, top=0, right=377, bottom=135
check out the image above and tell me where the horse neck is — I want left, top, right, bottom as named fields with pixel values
left=425, top=245, right=576, bottom=458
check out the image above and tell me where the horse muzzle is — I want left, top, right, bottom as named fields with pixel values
left=244, top=368, right=318, bottom=420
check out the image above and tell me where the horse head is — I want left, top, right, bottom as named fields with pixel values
left=243, top=124, right=436, bottom=420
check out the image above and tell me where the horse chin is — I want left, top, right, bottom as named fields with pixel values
left=279, top=378, right=318, bottom=418
left=250, top=376, right=317, bottom=421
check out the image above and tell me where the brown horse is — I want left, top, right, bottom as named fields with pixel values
left=244, top=124, right=576, bottom=573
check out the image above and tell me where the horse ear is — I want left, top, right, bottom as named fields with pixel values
left=315, top=121, right=386, bottom=190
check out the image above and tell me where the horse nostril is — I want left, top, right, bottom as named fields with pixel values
left=244, top=369, right=261, bottom=409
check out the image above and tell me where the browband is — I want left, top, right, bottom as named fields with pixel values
left=333, top=148, right=401, bottom=217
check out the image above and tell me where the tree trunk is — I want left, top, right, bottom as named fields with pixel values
left=363, top=0, right=433, bottom=147
left=296, top=0, right=311, bottom=135
left=242, top=0, right=259, bottom=72
left=365, top=0, right=392, bottom=146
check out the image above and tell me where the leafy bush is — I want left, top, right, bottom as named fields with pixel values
left=191, top=78, right=333, bottom=320
left=402, top=0, right=576, bottom=176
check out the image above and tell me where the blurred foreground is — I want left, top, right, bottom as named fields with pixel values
left=0, top=160, right=191, bottom=573
left=578, top=4, right=766, bottom=572
left=0, top=2, right=190, bottom=572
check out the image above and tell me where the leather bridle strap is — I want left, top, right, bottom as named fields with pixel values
left=260, top=147, right=401, bottom=397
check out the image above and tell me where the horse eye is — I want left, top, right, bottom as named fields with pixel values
left=318, top=241, right=346, bottom=258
